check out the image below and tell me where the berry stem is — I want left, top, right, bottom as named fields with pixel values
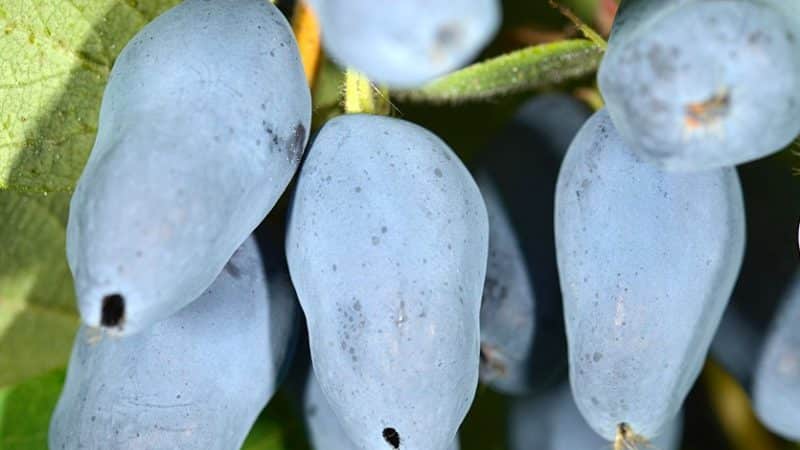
left=343, top=70, right=391, bottom=115
left=344, top=69, right=375, bottom=114
left=549, top=0, right=607, bottom=50
left=613, top=423, right=648, bottom=450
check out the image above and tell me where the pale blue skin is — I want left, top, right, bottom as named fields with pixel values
left=599, top=0, right=800, bottom=171
left=753, top=271, right=800, bottom=441
left=303, top=371, right=354, bottom=450
left=49, top=237, right=298, bottom=450
left=256, top=226, right=303, bottom=385
left=287, top=115, right=488, bottom=450
left=509, top=384, right=682, bottom=450
left=311, top=0, right=500, bottom=87
left=67, top=0, right=310, bottom=335
left=476, top=94, right=591, bottom=395
left=477, top=174, right=537, bottom=395
left=507, top=94, right=594, bottom=160
left=761, top=0, right=800, bottom=31
left=710, top=159, right=800, bottom=388
left=303, top=372, right=460, bottom=450
left=555, top=109, right=745, bottom=440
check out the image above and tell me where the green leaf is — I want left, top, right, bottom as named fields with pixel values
left=397, top=39, right=604, bottom=104
left=243, top=392, right=310, bottom=450
left=0, top=190, right=78, bottom=388
left=460, top=386, right=509, bottom=450
left=0, top=0, right=180, bottom=193
left=0, top=0, right=184, bottom=386
left=0, top=368, right=65, bottom=450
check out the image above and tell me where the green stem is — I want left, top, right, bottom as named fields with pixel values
left=342, top=69, right=392, bottom=115
left=397, top=39, right=603, bottom=104
left=343, top=69, right=375, bottom=114
left=549, top=0, right=608, bottom=50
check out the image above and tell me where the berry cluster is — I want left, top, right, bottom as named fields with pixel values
left=48, top=0, right=800, bottom=449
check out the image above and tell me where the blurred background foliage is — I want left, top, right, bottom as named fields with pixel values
left=0, top=0, right=798, bottom=449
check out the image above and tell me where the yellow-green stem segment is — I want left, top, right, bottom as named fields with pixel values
left=343, top=69, right=392, bottom=115
left=344, top=69, right=375, bottom=114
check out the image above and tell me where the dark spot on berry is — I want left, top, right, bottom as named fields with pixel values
left=225, top=262, right=241, bottom=279
left=101, top=294, right=125, bottom=328
left=435, top=23, right=462, bottom=50
left=382, top=427, right=400, bottom=448
left=288, top=123, right=306, bottom=163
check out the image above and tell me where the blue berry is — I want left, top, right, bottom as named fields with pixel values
left=67, top=0, right=310, bottom=335
left=304, top=370, right=460, bottom=450
left=287, top=114, right=488, bottom=450
left=555, top=109, right=745, bottom=439
left=599, top=0, right=800, bottom=170
left=710, top=158, right=800, bottom=387
left=509, top=383, right=683, bottom=450
left=49, top=237, right=298, bottom=449
left=476, top=94, right=591, bottom=394
left=753, top=271, right=800, bottom=441
left=312, top=0, right=500, bottom=87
